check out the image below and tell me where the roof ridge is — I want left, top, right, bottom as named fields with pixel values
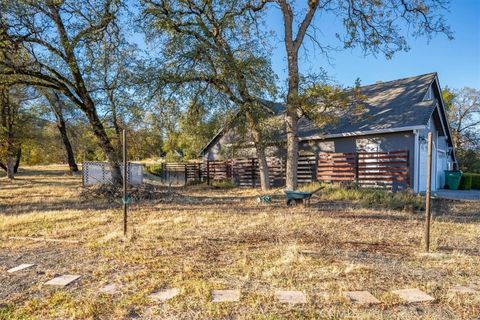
left=359, top=72, right=437, bottom=89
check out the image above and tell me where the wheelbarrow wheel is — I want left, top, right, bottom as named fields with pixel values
left=286, top=199, right=297, bottom=206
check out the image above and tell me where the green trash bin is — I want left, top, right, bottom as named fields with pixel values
left=444, top=170, right=462, bottom=190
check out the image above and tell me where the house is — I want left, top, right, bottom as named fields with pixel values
left=200, top=73, right=457, bottom=192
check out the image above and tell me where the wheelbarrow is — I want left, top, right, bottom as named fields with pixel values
left=284, top=187, right=323, bottom=207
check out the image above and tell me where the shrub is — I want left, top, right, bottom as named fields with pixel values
left=299, top=182, right=424, bottom=211
left=211, top=180, right=236, bottom=188
left=471, top=173, right=480, bottom=190
left=144, top=163, right=162, bottom=177
left=467, top=173, right=480, bottom=190
left=459, top=173, right=473, bottom=190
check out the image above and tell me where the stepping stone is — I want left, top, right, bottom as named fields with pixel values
left=99, top=283, right=118, bottom=295
left=449, top=285, right=478, bottom=294
left=275, top=290, right=307, bottom=304
left=7, top=264, right=35, bottom=273
left=211, top=290, right=241, bottom=302
left=392, top=288, right=435, bottom=303
left=149, top=288, right=180, bottom=302
left=344, top=291, right=381, bottom=305
left=45, top=275, right=81, bottom=287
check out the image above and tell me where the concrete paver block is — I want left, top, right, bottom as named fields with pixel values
left=149, top=288, right=180, bottom=302
left=392, top=288, right=435, bottom=303
left=344, top=291, right=381, bottom=304
left=45, top=275, right=81, bottom=287
left=275, top=290, right=307, bottom=304
left=7, top=264, right=35, bottom=273
left=99, top=283, right=118, bottom=295
left=211, top=289, right=241, bottom=302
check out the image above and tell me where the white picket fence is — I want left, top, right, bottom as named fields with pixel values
left=82, top=161, right=143, bottom=186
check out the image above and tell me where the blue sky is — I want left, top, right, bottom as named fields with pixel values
left=134, top=1, right=479, bottom=91
left=266, top=1, right=480, bottom=90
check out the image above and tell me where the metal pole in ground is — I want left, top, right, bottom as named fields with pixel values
left=123, top=129, right=128, bottom=237
left=425, top=132, right=433, bottom=252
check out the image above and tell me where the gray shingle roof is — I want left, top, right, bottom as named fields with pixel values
left=298, top=72, right=438, bottom=139
left=200, top=73, right=441, bottom=155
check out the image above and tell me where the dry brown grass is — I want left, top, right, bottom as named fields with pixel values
left=0, top=165, right=479, bottom=319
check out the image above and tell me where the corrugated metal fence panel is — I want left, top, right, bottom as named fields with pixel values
left=82, top=161, right=143, bottom=186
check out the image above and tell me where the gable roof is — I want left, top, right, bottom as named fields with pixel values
left=199, top=100, right=285, bottom=155
left=201, top=72, right=453, bottom=155
left=298, top=72, right=437, bottom=139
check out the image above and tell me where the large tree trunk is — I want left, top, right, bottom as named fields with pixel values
left=285, top=110, right=299, bottom=190
left=14, top=147, right=20, bottom=173
left=49, top=6, right=122, bottom=185
left=285, top=52, right=300, bottom=190
left=277, top=0, right=319, bottom=190
left=247, top=111, right=270, bottom=191
left=6, top=155, right=15, bottom=179
left=255, top=145, right=270, bottom=191
left=46, top=92, right=79, bottom=173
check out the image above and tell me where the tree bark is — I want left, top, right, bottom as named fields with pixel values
left=108, top=90, right=122, bottom=143
left=46, top=92, right=79, bottom=173
left=285, top=50, right=300, bottom=190
left=6, top=156, right=15, bottom=179
left=247, top=111, right=270, bottom=191
left=285, top=109, right=299, bottom=190
left=14, top=147, right=21, bottom=173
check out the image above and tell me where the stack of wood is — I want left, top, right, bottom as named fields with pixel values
left=80, top=183, right=176, bottom=202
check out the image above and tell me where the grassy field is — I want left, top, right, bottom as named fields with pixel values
left=0, top=165, right=479, bottom=319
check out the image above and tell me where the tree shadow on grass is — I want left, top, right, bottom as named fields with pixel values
left=0, top=199, right=117, bottom=215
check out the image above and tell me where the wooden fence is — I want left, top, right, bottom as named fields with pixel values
left=159, top=150, right=409, bottom=189
left=159, top=162, right=202, bottom=185
left=204, top=154, right=317, bottom=187
left=317, top=150, right=409, bottom=188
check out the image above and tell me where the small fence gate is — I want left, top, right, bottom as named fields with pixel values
left=158, top=162, right=202, bottom=186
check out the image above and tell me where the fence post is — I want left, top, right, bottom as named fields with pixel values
left=161, top=163, right=165, bottom=183
left=184, top=164, right=188, bottom=186
left=251, top=158, right=256, bottom=188
left=425, top=132, right=433, bottom=252
left=405, top=150, right=410, bottom=188
left=230, top=160, right=234, bottom=183
left=122, top=129, right=128, bottom=237
left=355, top=152, right=359, bottom=185
left=198, top=163, right=202, bottom=182
left=206, top=160, right=210, bottom=185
